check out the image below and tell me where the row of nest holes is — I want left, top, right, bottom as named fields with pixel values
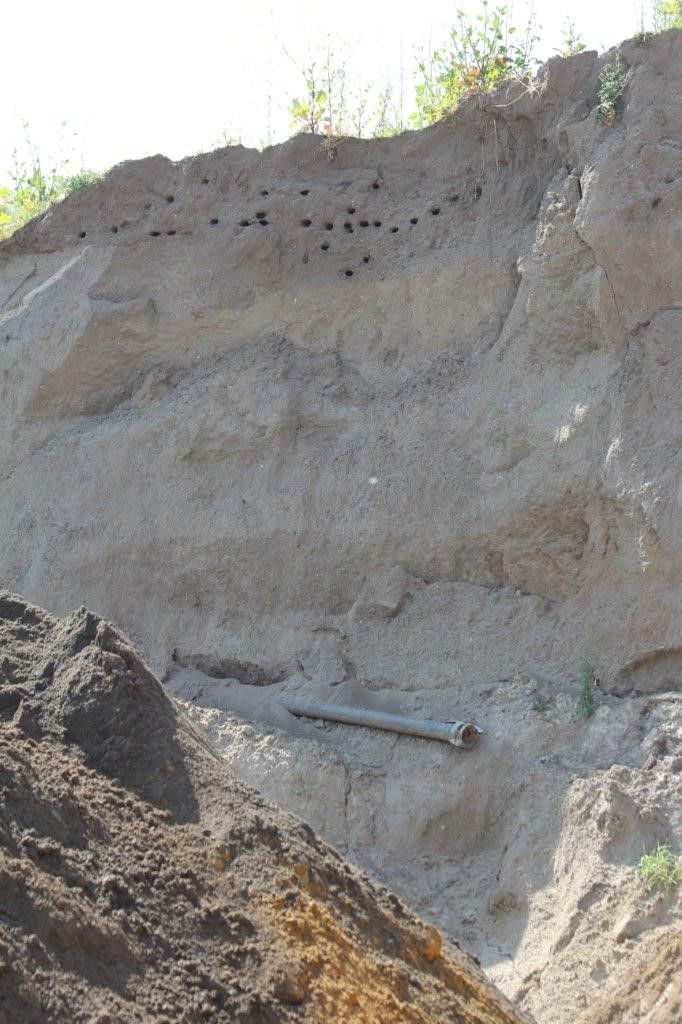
left=76, top=187, right=483, bottom=240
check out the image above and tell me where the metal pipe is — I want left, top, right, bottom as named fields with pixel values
left=279, top=698, right=480, bottom=749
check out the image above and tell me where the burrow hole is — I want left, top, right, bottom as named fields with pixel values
left=373, top=220, right=382, bottom=227
left=166, top=195, right=174, bottom=203
left=209, top=218, right=219, bottom=225
left=255, top=211, right=267, bottom=219
left=410, top=217, right=418, bottom=224
left=345, top=269, right=354, bottom=277
left=166, top=230, right=176, bottom=236
left=259, top=219, right=269, bottom=226
left=431, top=207, right=440, bottom=216
left=362, top=255, right=370, bottom=263
left=474, top=186, right=482, bottom=199
left=652, top=196, right=661, bottom=208
left=344, top=222, right=353, bottom=232
left=110, top=226, right=118, bottom=234
left=321, top=243, right=330, bottom=251
left=300, top=189, right=309, bottom=195
left=239, top=219, right=250, bottom=227
left=260, top=190, right=269, bottom=196
left=325, top=222, right=334, bottom=231
left=372, top=182, right=380, bottom=190
left=150, top=231, right=161, bottom=237
left=389, top=226, right=398, bottom=233
left=347, top=207, right=356, bottom=214
left=301, top=218, right=312, bottom=227
left=201, top=178, right=209, bottom=185
left=449, top=194, right=459, bottom=203
left=78, top=231, right=87, bottom=238
left=360, top=220, right=369, bottom=227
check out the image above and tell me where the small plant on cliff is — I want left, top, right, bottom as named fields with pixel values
left=576, top=662, right=596, bottom=719
left=596, top=51, right=632, bottom=124
left=637, top=843, right=682, bottom=890
left=412, top=2, right=540, bottom=127
left=555, top=18, right=586, bottom=57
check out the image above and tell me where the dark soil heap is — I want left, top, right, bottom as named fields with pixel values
left=0, top=591, right=529, bottom=1024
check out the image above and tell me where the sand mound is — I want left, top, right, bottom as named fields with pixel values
left=0, top=591, right=528, bottom=1024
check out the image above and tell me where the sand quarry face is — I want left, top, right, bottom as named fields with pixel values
left=1, top=28, right=681, bottom=1024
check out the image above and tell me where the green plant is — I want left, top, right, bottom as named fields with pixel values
left=0, top=123, right=102, bottom=241
left=596, top=51, right=632, bottom=124
left=532, top=692, right=551, bottom=713
left=411, top=2, right=540, bottom=127
left=286, top=39, right=348, bottom=136
left=637, top=843, right=682, bottom=890
left=555, top=18, right=586, bottom=57
left=650, top=0, right=682, bottom=31
left=577, top=662, right=596, bottom=719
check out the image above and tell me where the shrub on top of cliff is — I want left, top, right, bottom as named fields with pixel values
left=596, top=50, right=632, bottom=124
left=1, top=123, right=102, bottom=241
left=650, top=0, right=682, bottom=31
left=411, top=2, right=541, bottom=127
left=554, top=18, right=586, bottom=57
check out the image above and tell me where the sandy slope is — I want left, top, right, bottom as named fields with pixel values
left=0, top=591, right=529, bottom=1024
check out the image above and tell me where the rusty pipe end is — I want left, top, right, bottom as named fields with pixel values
left=449, top=722, right=481, bottom=749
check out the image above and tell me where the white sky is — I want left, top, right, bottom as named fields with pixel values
left=2, top=0, right=648, bottom=179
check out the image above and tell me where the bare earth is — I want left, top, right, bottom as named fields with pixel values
left=0, top=592, right=528, bottom=1024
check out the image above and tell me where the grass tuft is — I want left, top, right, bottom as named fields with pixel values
left=637, top=843, right=682, bottom=891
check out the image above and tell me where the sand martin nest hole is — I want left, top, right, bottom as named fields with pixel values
left=255, top=211, right=267, bottom=220
left=78, top=231, right=87, bottom=238
left=431, top=207, right=440, bottom=216
left=166, top=230, right=176, bottom=236
left=150, top=231, right=161, bottom=237
left=320, top=244, right=330, bottom=251
left=373, top=220, right=382, bottom=227
left=449, top=194, right=460, bottom=203
left=239, top=219, right=250, bottom=227
left=209, top=218, right=219, bottom=225
left=300, top=189, right=309, bottom=195
left=362, top=255, right=370, bottom=263
left=344, top=269, right=354, bottom=277
left=360, top=220, right=369, bottom=227
left=344, top=222, right=353, bottom=232
left=372, top=181, right=380, bottom=190
left=410, top=217, right=418, bottom=224
left=325, top=222, right=334, bottom=231
left=347, top=207, right=356, bottom=214
left=474, top=186, right=482, bottom=198
left=652, top=196, right=661, bottom=207
left=389, top=226, right=398, bottom=233
left=201, top=178, right=209, bottom=185
left=260, top=190, right=269, bottom=196
left=166, top=195, right=175, bottom=203
left=301, top=218, right=312, bottom=227
left=259, top=219, right=269, bottom=226
left=110, top=226, right=118, bottom=234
